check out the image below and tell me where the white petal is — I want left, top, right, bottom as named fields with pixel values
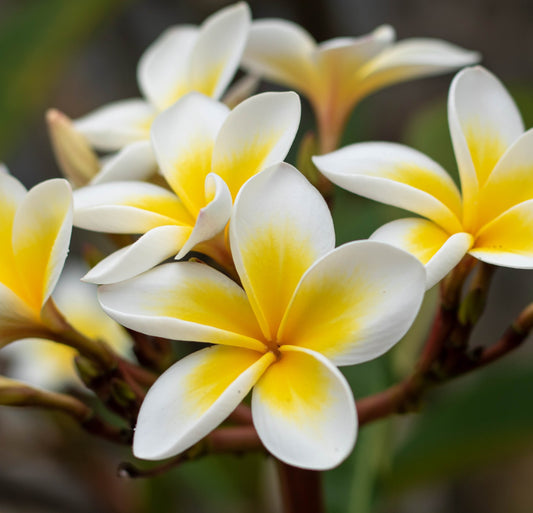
left=137, top=25, right=198, bottom=110
left=448, top=66, right=524, bottom=227
left=134, top=345, right=273, bottom=460
left=13, top=179, right=73, bottom=311
left=230, top=163, right=335, bottom=340
left=212, top=91, right=301, bottom=199
left=151, top=92, right=229, bottom=216
left=176, top=174, right=232, bottom=259
left=313, top=142, right=463, bottom=233
left=279, top=240, right=426, bottom=365
left=98, top=262, right=266, bottom=351
left=252, top=345, right=357, bottom=470
left=242, top=19, right=317, bottom=93
left=75, top=99, right=156, bottom=151
left=370, top=218, right=473, bottom=289
left=83, top=225, right=192, bottom=284
left=91, top=141, right=157, bottom=185
left=73, top=181, right=193, bottom=233
left=189, top=2, right=251, bottom=100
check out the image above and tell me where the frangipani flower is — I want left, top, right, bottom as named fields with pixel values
left=3, top=263, right=132, bottom=390
left=314, top=66, right=533, bottom=289
left=0, top=168, right=72, bottom=347
left=242, top=21, right=479, bottom=152
left=98, top=163, right=426, bottom=469
left=74, top=2, right=250, bottom=152
left=75, top=91, right=300, bottom=284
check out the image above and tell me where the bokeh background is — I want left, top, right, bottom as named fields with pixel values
left=1, top=1, right=533, bottom=512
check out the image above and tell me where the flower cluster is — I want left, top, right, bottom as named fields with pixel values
left=1, top=1, right=531, bottom=476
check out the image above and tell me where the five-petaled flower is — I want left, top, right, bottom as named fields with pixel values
left=98, top=163, right=426, bottom=469
left=0, top=167, right=72, bottom=347
left=74, top=91, right=300, bottom=284
left=242, top=20, right=479, bottom=152
left=314, top=66, right=533, bottom=288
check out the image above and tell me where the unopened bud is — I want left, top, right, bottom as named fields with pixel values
left=46, top=108, right=100, bottom=187
left=75, top=355, right=103, bottom=385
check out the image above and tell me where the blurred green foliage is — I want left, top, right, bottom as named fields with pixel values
left=0, top=0, right=132, bottom=157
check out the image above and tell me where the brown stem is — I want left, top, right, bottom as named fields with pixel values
left=276, top=460, right=324, bottom=513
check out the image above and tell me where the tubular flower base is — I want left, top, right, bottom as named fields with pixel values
left=98, top=163, right=426, bottom=470
left=74, top=91, right=300, bottom=284
left=242, top=20, right=479, bottom=152
left=314, top=66, right=533, bottom=288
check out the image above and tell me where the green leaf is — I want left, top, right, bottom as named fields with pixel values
left=0, top=0, right=132, bottom=157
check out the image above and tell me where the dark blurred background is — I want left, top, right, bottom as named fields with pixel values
left=0, top=1, right=532, bottom=512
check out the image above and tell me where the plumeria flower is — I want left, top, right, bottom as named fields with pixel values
left=98, top=163, right=426, bottom=470
left=242, top=20, right=479, bottom=152
left=74, top=2, right=250, bottom=153
left=75, top=91, right=300, bottom=284
left=313, top=66, right=533, bottom=289
left=0, top=168, right=72, bottom=347
left=2, top=263, right=132, bottom=391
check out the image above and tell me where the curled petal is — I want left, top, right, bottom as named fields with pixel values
left=313, top=142, right=463, bottom=233
left=279, top=240, right=425, bottom=365
left=176, top=174, right=232, bottom=259
left=75, top=99, right=156, bottom=151
left=471, top=199, right=533, bottom=268
left=370, top=218, right=473, bottom=289
left=242, top=19, right=317, bottom=93
left=83, top=226, right=192, bottom=284
left=91, top=141, right=157, bottom=185
left=99, top=262, right=266, bottom=351
left=212, top=91, right=301, bottom=199
left=252, top=345, right=357, bottom=470
left=230, top=163, right=335, bottom=340
left=13, top=179, right=73, bottom=311
left=151, top=92, right=229, bottom=216
left=134, top=345, right=273, bottom=460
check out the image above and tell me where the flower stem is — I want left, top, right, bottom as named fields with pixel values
left=276, top=460, right=325, bottom=513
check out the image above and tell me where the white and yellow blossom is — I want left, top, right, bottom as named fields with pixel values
left=0, top=169, right=72, bottom=346
left=98, top=163, right=426, bottom=470
left=74, top=2, right=250, bottom=152
left=242, top=20, right=479, bottom=151
left=74, top=91, right=300, bottom=284
left=2, top=263, right=132, bottom=390
left=314, top=66, right=533, bottom=288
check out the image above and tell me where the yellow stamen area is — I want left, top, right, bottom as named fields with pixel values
left=184, top=346, right=264, bottom=416
left=214, top=134, right=280, bottom=199
left=255, top=348, right=329, bottom=425
left=168, top=141, right=214, bottom=218
left=238, top=219, right=318, bottom=338
left=464, top=124, right=507, bottom=188
left=279, top=269, right=375, bottom=360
